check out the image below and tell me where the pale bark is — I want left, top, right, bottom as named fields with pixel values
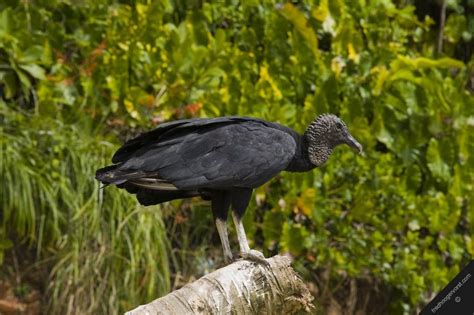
left=126, top=255, right=314, bottom=315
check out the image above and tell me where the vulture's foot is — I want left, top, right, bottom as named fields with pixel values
left=238, top=249, right=270, bottom=266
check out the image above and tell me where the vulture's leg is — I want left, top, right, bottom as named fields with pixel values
left=211, top=191, right=233, bottom=263
left=231, top=188, right=268, bottom=265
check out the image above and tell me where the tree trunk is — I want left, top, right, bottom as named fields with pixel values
left=126, top=255, right=314, bottom=314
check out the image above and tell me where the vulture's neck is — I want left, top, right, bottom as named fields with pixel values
left=285, top=132, right=333, bottom=172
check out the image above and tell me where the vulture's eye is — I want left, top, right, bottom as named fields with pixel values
left=335, top=122, right=343, bottom=130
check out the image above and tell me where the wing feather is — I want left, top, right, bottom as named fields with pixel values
left=112, top=116, right=267, bottom=163
left=117, top=120, right=297, bottom=190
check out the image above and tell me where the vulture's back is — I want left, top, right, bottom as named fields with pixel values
left=96, top=116, right=298, bottom=203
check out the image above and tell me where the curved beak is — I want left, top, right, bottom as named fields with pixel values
left=345, top=133, right=364, bottom=155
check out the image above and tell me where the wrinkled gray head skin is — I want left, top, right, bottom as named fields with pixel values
left=305, top=114, right=363, bottom=166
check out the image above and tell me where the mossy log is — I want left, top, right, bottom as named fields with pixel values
left=126, top=255, right=314, bottom=314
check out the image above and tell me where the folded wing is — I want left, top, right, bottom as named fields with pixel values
left=110, top=119, right=296, bottom=190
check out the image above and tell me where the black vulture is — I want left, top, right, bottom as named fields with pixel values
left=96, top=114, right=363, bottom=264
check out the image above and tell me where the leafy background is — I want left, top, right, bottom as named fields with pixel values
left=0, top=0, right=472, bottom=314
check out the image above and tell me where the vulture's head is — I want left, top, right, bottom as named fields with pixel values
left=305, top=114, right=363, bottom=166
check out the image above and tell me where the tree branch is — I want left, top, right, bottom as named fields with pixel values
left=437, top=0, right=447, bottom=54
left=126, top=255, right=314, bottom=314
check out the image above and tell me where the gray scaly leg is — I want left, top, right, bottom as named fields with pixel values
left=215, top=217, right=233, bottom=263
left=212, top=191, right=233, bottom=264
left=231, top=211, right=268, bottom=266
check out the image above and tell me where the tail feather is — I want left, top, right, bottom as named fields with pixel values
left=96, top=165, right=198, bottom=205
left=95, top=164, right=151, bottom=185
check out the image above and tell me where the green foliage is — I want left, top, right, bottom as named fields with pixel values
left=1, top=107, right=170, bottom=313
left=1, top=0, right=473, bottom=314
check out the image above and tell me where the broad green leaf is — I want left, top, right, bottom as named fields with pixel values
left=0, top=8, right=11, bottom=33
left=280, top=222, right=308, bottom=255
left=426, top=139, right=451, bottom=184
left=312, top=0, right=329, bottom=22
left=278, top=3, right=320, bottom=59
left=19, top=64, right=46, bottom=80
left=124, top=99, right=141, bottom=120
left=392, top=56, right=464, bottom=70
left=20, top=45, right=44, bottom=63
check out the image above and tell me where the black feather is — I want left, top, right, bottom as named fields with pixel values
left=95, top=164, right=150, bottom=185
left=136, top=188, right=198, bottom=205
left=97, top=116, right=304, bottom=205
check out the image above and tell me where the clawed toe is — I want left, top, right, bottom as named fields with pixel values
left=238, top=250, right=270, bottom=266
